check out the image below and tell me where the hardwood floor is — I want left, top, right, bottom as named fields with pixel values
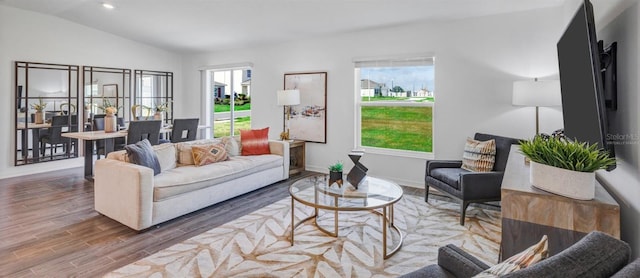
left=0, top=168, right=425, bottom=277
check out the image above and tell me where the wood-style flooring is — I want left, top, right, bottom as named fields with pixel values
left=0, top=168, right=425, bottom=277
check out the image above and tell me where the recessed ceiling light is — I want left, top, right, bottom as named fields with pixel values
left=102, top=3, right=115, bottom=9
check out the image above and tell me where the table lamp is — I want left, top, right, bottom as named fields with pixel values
left=512, top=78, right=561, bottom=135
left=277, top=89, right=300, bottom=140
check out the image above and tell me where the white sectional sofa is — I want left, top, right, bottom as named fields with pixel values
left=94, top=137, right=289, bottom=231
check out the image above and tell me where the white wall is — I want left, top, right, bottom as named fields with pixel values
left=592, top=1, right=640, bottom=259
left=0, top=6, right=182, bottom=178
left=181, top=7, right=564, bottom=187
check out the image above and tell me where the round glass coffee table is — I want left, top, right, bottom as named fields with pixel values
left=289, top=174, right=404, bottom=259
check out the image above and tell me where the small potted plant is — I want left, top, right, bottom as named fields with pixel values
left=152, top=101, right=171, bottom=122
left=30, top=98, right=47, bottom=124
left=97, top=98, right=120, bottom=132
left=328, top=161, right=343, bottom=184
left=520, top=136, right=615, bottom=200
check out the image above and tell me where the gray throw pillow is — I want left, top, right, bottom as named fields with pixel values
left=125, top=139, right=161, bottom=175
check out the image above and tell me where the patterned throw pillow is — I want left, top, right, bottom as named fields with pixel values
left=240, top=127, right=271, bottom=156
left=473, top=235, right=549, bottom=277
left=461, top=137, right=496, bottom=172
left=191, top=144, right=228, bottom=166
left=175, top=139, right=222, bottom=165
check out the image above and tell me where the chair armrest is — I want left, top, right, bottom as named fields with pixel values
left=426, top=160, right=463, bottom=176
left=438, top=244, right=490, bottom=277
left=94, top=159, right=155, bottom=230
left=459, top=171, right=504, bottom=199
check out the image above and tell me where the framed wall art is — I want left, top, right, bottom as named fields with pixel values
left=284, top=72, right=327, bottom=143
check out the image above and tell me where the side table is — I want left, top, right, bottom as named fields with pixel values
left=500, top=145, right=620, bottom=260
left=289, top=140, right=305, bottom=175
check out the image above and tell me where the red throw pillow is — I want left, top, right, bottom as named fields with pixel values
left=240, top=127, right=271, bottom=155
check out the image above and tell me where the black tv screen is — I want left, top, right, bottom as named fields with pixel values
left=557, top=0, right=614, bottom=162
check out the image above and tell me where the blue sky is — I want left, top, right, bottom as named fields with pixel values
left=360, top=66, right=434, bottom=92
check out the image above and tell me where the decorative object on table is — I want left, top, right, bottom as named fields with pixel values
left=104, top=106, right=118, bottom=133
left=59, top=102, right=76, bottom=115
left=276, top=89, right=300, bottom=141
left=153, top=101, right=171, bottom=123
left=347, top=150, right=367, bottom=189
left=512, top=78, right=561, bottom=135
left=283, top=72, right=327, bottom=143
left=328, top=161, right=343, bottom=187
left=519, top=135, right=616, bottom=200
left=30, top=98, right=47, bottom=124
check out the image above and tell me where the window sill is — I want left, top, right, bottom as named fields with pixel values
left=358, top=146, right=434, bottom=160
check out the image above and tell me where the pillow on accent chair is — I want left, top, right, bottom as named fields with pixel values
left=125, top=139, right=161, bottom=175
left=473, top=235, right=549, bottom=277
left=240, top=127, right=271, bottom=155
left=461, top=137, right=497, bottom=172
left=191, top=144, right=229, bottom=166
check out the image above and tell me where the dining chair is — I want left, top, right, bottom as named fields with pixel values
left=40, top=115, right=73, bottom=159
left=127, top=120, right=162, bottom=145
left=170, top=118, right=199, bottom=143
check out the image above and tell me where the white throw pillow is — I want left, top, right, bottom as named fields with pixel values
left=154, top=143, right=176, bottom=171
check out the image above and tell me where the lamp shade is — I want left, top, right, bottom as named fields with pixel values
left=277, top=89, right=300, bottom=106
left=512, top=79, right=561, bottom=107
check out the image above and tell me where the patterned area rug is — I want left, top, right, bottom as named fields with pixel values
left=105, top=194, right=501, bottom=277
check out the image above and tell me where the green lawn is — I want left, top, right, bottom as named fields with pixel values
left=214, top=103, right=251, bottom=113
left=361, top=106, right=432, bottom=152
left=213, top=116, right=251, bottom=137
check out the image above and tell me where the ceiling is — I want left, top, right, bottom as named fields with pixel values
left=0, top=0, right=570, bottom=53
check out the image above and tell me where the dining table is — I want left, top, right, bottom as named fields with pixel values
left=17, top=122, right=51, bottom=162
left=62, top=130, right=128, bottom=180
left=62, top=125, right=208, bottom=180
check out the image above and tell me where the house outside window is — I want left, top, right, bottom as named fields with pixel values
left=355, top=56, right=434, bottom=158
left=205, top=67, right=252, bottom=138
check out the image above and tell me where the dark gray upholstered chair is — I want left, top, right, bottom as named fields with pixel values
left=40, top=115, right=76, bottom=158
left=425, top=133, right=520, bottom=225
left=127, top=120, right=162, bottom=145
left=170, top=118, right=199, bottom=143
left=399, top=231, right=639, bottom=278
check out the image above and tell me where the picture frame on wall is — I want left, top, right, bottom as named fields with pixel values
left=102, top=84, right=118, bottom=98
left=284, top=72, right=327, bottom=143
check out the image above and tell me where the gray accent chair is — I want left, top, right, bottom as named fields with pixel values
left=425, top=133, right=520, bottom=225
left=399, top=231, right=640, bottom=278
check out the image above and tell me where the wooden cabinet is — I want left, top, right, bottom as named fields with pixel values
left=500, top=146, right=620, bottom=260
left=289, top=140, right=305, bottom=175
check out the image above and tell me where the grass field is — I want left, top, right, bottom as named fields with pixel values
left=214, top=103, right=251, bottom=113
left=213, top=116, right=251, bottom=137
left=361, top=106, right=432, bottom=152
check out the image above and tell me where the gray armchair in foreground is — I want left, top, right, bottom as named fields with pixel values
left=425, top=133, right=520, bottom=225
left=399, top=231, right=639, bottom=278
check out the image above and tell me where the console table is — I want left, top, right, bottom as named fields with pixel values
left=500, top=145, right=620, bottom=259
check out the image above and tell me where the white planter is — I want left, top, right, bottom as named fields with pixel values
left=529, top=161, right=595, bottom=200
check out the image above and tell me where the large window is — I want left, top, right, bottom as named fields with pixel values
left=205, top=67, right=252, bottom=138
left=355, top=57, right=434, bottom=157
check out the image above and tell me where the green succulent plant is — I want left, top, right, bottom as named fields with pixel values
left=519, top=136, right=615, bottom=172
left=328, top=161, right=343, bottom=172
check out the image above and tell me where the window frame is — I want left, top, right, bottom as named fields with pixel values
left=201, top=63, right=253, bottom=139
left=354, top=56, right=435, bottom=159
